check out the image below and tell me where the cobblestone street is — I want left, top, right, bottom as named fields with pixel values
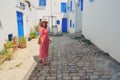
left=27, top=34, right=120, bottom=80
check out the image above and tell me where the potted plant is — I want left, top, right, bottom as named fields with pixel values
left=18, top=37, right=27, bottom=48
left=4, top=40, right=13, bottom=53
left=11, top=36, right=18, bottom=52
left=0, top=48, right=7, bottom=65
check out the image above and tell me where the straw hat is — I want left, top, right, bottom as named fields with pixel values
left=41, top=18, right=48, bottom=23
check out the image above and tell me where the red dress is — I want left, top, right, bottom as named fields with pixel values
left=39, top=27, right=50, bottom=59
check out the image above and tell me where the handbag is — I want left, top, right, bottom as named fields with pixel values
left=38, top=37, right=41, bottom=44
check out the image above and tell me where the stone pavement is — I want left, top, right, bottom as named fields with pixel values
left=26, top=34, right=120, bottom=80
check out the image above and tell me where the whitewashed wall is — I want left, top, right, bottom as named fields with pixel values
left=68, top=0, right=82, bottom=33
left=0, top=0, right=17, bottom=50
left=68, top=0, right=75, bottom=33
left=0, top=0, right=38, bottom=50
left=82, top=0, right=120, bottom=62
left=75, top=0, right=82, bottom=33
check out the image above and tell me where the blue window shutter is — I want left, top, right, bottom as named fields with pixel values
left=81, top=0, right=83, bottom=11
left=39, top=0, right=46, bottom=6
left=61, top=3, right=66, bottom=13
left=56, top=20, right=60, bottom=25
left=73, top=24, right=74, bottom=28
left=70, top=0, right=72, bottom=11
left=70, top=20, right=72, bottom=28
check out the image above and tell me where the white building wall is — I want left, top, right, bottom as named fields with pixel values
left=68, top=0, right=76, bottom=33
left=75, top=0, right=82, bottom=33
left=82, top=0, right=120, bottom=62
left=29, top=0, right=79, bottom=33
left=0, top=0, right=38, bottom=50
left=0, top=0, right=17, bottom=50
left=52, top=0, right=68, bottom=33
left=68, top=0, right=82, bottom=33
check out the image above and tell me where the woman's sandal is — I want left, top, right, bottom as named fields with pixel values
left=39, top=60, right=42, bottom=63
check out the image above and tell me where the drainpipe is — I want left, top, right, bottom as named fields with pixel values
left=67, top=0, right=70, bottom=32
left=51, top=0, right=53, bottom=34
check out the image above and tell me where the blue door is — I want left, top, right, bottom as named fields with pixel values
left=16, top=11, right=24, bottom=38
left=62, top=18, right=67, bottom=32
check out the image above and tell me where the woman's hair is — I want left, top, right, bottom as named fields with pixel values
left=40, top=21, right=48, bottom=28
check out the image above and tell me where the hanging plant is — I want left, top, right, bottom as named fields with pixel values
left=24, top=0, right=31, bottom=10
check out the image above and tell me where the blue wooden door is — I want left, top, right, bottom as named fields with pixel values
left=62, top=18, right=67, bottom=32
left=16, top=11, right=24, bottom=38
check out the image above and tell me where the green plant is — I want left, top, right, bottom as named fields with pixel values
left=18, top=37, right=27, bottom=48
left=81, top=38, right=92, bottom=45
left=0, top=48, right=7, bottom=55
left=4, top=40, right=13, bottom=49
left=34, top=25, right=39, bottom=32
left=0, top=55, right=6, bottom=65
left=4, top=53, right=12, bottom=60
left=15, top=63, right=22, bottom=67
left=29, top=31, right=38, bottom=39
left=0, top=48, right=12, bottom=65
left=74, top=36, right=93, bottom=45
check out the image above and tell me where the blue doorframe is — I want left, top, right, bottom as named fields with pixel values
left=62, top=18, right=67, bottom=32
left=16, top=11, right=24, bottom=38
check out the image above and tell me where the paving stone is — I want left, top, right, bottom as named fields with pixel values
left=27, top=35, right=120, bottom=80
left=90, top=75, right=99, bottom=79
left=72, top=76, right=80, bottom=80
left=38, top=76, right=46, bottom=80
left=63, top=76, right=71, bottom=80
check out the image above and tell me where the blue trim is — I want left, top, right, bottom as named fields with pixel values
left=39, top=0, right=46, bottom=6
left=79, top=0, right=83, bottom=11
left=62, top=18, right=67, bottom=32
left=70, top=0, right=72, bottom=12
left=70, top=20, right=72, bottom=28
left=61, top=2, right=66, bottom=13
left=56, top=20, right=60, bottom=25
left=16, top=11, right=24, bottom=38
left=89, top=0, right=94, bottom=2
left=73, top=24, right=74, bottom=28
left=81, top=0, right=83, bottom=11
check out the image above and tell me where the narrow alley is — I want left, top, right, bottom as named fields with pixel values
left=27, top=34, right=120, bottom=80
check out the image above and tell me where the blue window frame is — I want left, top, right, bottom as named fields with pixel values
left=56, top=20, right=60, bottom=25
left=79, top=0, right=83, bottom=11
left=70, top=0, right=72, bottom=12
left=70, top=20, right=72, bottom=28
left=61, top=2, right=66, bottom=13
left=39, top=0, right=46, bottom=6
left=89, top=0, right=94, bottom=2
left=73, top=24, right=74, bottom=28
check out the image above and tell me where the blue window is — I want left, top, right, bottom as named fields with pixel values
left=73, top=24, right=74, bottom=28
left=89, top=0, right=94, bottom=2
left=61, top=3, right=66, bottom=13
left=56, top=20, right=60, bottom=25
left=70, top=20, right=72, bottom=28
left=8, top=34, right=13, bottom=41
left=79, top=0, right=83, bottom=11
left=39, top=0, right=46, bottom=6
left=70, top=0, right=72, bottom=12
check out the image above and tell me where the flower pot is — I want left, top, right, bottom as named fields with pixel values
left=18, top=44, right=26, bottom=49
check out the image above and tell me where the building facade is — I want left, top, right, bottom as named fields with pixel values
left=82, top=0, right=120, bottom=62
left=1, top=0, right=120, bottom=62
left=0, top=0, right=38, bottom=50
left=0, top=0, right=82, bottom=50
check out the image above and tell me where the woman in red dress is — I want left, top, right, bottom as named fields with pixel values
left=39, top=19, right=50, bottom=65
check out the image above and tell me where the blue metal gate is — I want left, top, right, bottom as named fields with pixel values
left=16, top=11, right=24, bottom=38
left=62, top=18, right=67, bottom=32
